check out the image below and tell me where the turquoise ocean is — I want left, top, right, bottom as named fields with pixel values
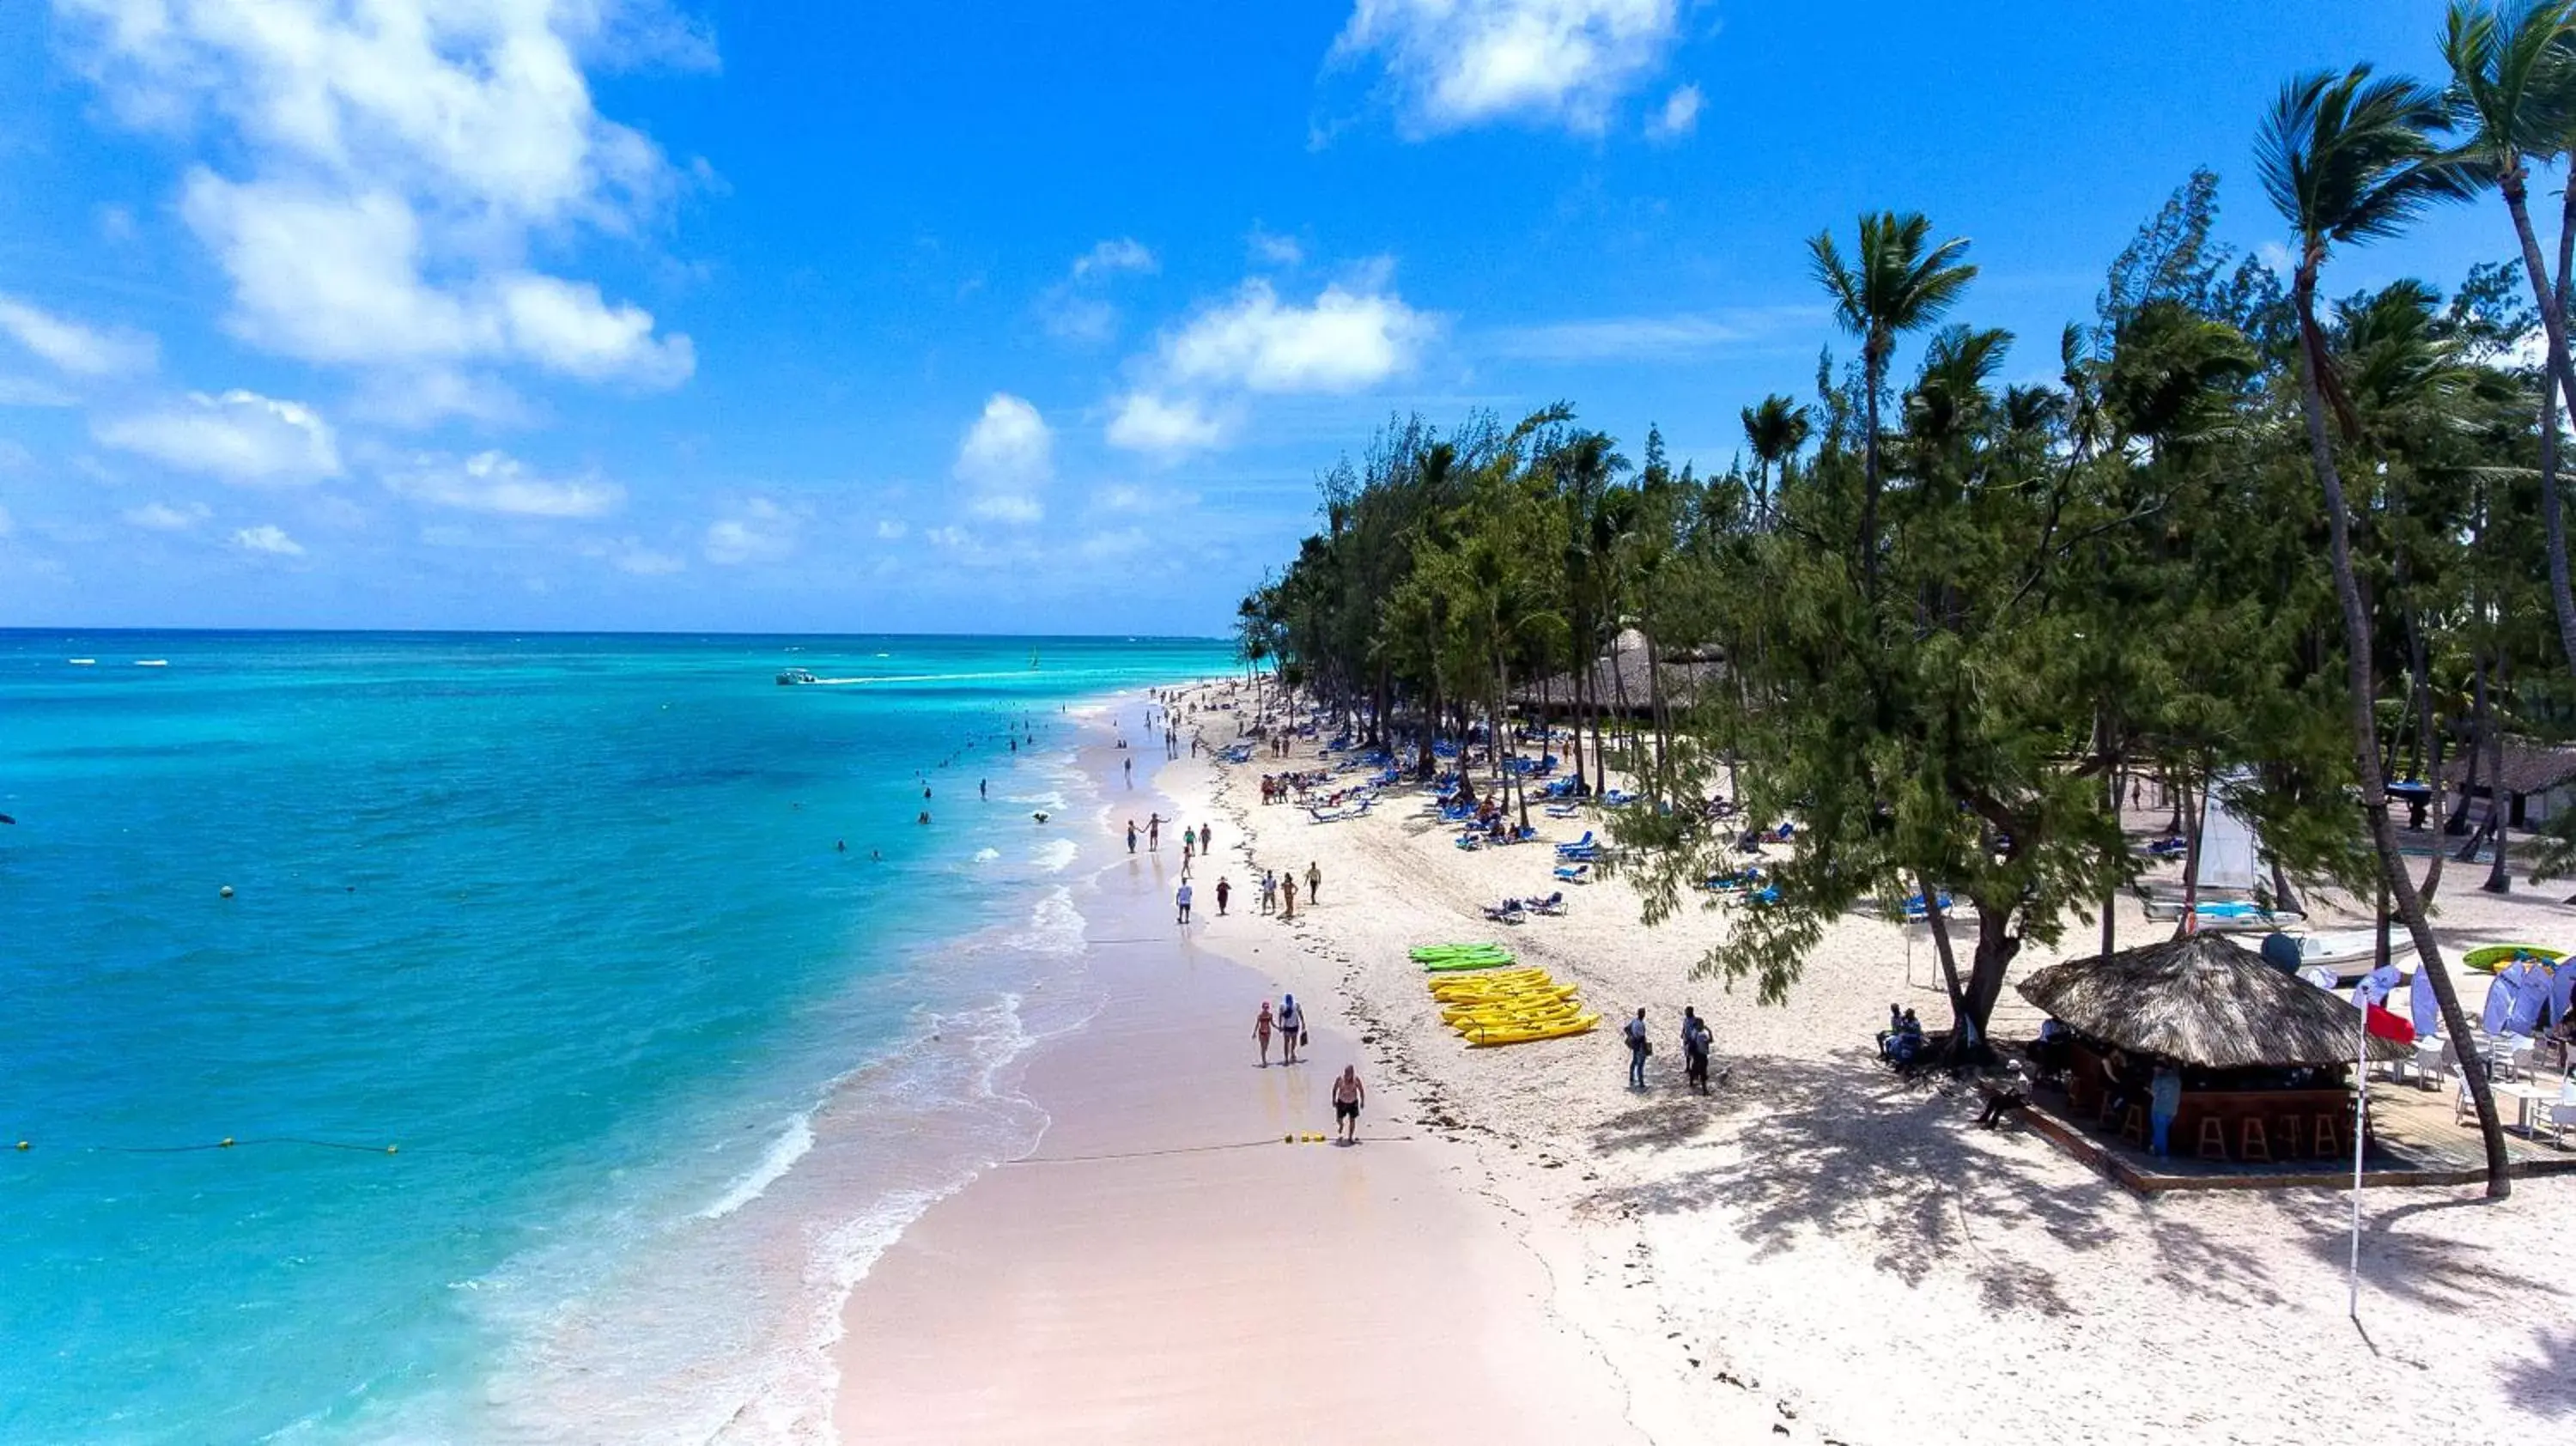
left=0, top=631, right=1230, bottom=1443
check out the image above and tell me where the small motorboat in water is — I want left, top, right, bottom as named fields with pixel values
left=776, top=667, right=818, bottom=685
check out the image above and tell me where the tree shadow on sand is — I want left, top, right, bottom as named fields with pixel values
left=2503, top=1325, right=2576, bottom=1418
left=1577, top=1050, right=2292, bottom=1314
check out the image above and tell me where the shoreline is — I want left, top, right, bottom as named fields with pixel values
left=828, top=688, right=1664, bottom=1443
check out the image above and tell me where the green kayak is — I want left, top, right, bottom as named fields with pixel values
left=2462, top=943, right=2565, bottom=974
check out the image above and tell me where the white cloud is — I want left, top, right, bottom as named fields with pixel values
left=1488, top=307, right=1818, bottom=361
left=350, top=368, right=533, bottom=428
left=0, top=294, right=158, bottom=375
left=1334, top=0, right=1681, bottom=135
left=954, top=393, right=1053, bottom=523
left=124, top=500, right=212, bottom=531
left=233, top=522, right=303, bottom=556
left=1107, top=392, right=1228, bottom=456
left=61, top=1, right=698, bottom=390
left=703, top=496, right=797, bottom=564
left=1077, top=527, right=1151, bottom=562
left=1646, top=82, right=1700, bottom=140
left=384, top=450, right=623, bottom=518
left=1071, top=238, right=1157, bottom=280
left=1042, top=238, right=1159, bottom=343
left=580, top=534, right=686, bottom=574
left=1040, top=295, right=1118, bottom=344
left=1249, top=227, right=1306, bottom=268
left=875, top=519, right=908, bottom=539
left=93, top=390, right=342, bottom=484
left=0, top=376, right=80, bottom=409
left=1158, top=279, right=1432, bottom=394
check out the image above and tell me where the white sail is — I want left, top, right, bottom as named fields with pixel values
left=2194, top=778, right=2262, bottom=893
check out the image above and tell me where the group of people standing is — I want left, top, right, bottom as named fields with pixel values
left=1622, top=1006, right=1720, bottom=1092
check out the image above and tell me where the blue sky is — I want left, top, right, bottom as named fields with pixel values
left=0, top=2, right=2515, bottom=634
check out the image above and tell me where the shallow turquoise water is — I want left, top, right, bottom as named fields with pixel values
left=0, top=631, right=1227, bottom=1443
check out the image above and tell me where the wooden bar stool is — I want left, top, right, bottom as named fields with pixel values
left=2310, top=1113, right=2343, bottom=1159
left=2118, top=1104, right=2146, bottom=1146
left=2195, top=1116, right=2228, bottom=1161
left=2238, top=1117, right=2273, bottom=1164
left=2273, top=1115, right=2304, bottom=1158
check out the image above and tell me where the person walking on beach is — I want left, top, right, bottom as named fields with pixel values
left=1623, top=1008, right=1651, bottom=1089
left=1255, top=1000, right=1275, bottom=1066
left=1127, top=819, right=1138, bottom=854
left=1332, top=1064, right=1366, bottom=1143
left=1176, top=880, right=1194, bottom=927
left=1124, top=756, right=1132, bottom=786
left=1147, top=814, right=1161, bottom=851
left=1278, top=994, right=1305, bottom=1064
left=1680, top=1007, right=1711, bottom=1094
left=1261, top=869, right=1278, bottom=914
left=1215, top=876, right=1231, bottom=915
left=1304, top=860, right=1321, bottom=905
left=1201, top=820, right=1215, bottom=853
left=1281, top=872, right=1297, bottom=920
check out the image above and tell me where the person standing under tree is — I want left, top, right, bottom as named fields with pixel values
left=1623, top=1008, right=1651, bottom=1089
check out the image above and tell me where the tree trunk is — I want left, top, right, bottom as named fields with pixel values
left=1861, top=342, right=1886, bottom=598
left=2484, top=653, right=2512, bottom=896
left=2293, top=264, right=2511, bottom=1196
left=2459, top=652, right=2493, bottom=864
left=1917, top=871, right=1971, bottom=1039
left=2502, top=170, right=2576, bottom=676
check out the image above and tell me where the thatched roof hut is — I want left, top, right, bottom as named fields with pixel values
left=2017, top=933, right=2407, bottom=1069
left=1513, top=629, right=1727, bottom=714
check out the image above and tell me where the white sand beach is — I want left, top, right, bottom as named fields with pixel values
left=833, top=682, right=2573, bottom=1444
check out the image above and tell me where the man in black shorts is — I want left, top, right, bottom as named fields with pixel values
left=1332, top=1065, right=1366, bottom=1143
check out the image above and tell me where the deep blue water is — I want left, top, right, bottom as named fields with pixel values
left=0, top=631, right=1229, bottom=1443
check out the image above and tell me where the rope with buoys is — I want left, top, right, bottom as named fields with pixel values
left=12, top=1136, right=400, bottom=1156
left=1006, top=1133, right=1415, bottom=1164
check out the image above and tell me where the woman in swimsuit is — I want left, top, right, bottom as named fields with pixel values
left=1255, top=1001, right=1274, bottom=1066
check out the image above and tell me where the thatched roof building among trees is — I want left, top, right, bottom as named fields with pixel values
left=1513, top=629, right=1726, bottom=716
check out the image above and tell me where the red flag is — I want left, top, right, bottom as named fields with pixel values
left=2364, top=1004, right=2415, bottom=1046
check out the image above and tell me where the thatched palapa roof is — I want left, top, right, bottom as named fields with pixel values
left=2017, top=933, right=2407, bottom=1070
left=1514, top=629, right=1726, bottom=713
left=2439, top=738, right=2576, bottom=798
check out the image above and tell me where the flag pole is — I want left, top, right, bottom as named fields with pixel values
left=2348, top=987, right=2369, bottom=1321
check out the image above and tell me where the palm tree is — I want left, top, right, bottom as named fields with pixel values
left=2258, top=64, right=2512, bottom=1195
left=2442, top=0, right=2576, bottom=674
left=1807, top=211, right=1978, bottom=596
left=1739, top=393, right=1811, bottom=521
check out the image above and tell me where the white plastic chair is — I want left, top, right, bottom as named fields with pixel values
left=2550, top=1075, right=2576, bottom=1150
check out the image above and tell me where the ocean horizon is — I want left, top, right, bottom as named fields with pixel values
left=0, top=630, right=1231, bottom=1442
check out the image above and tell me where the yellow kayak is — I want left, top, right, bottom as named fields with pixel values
left=1445, top=1007, right=1589, bottom=1030
left=1442, top=995, right=1584, bottom=1021
left=1464, top=1013, right=1601, bottom=1046
left=1428, top=972, right=1549, bottom=996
